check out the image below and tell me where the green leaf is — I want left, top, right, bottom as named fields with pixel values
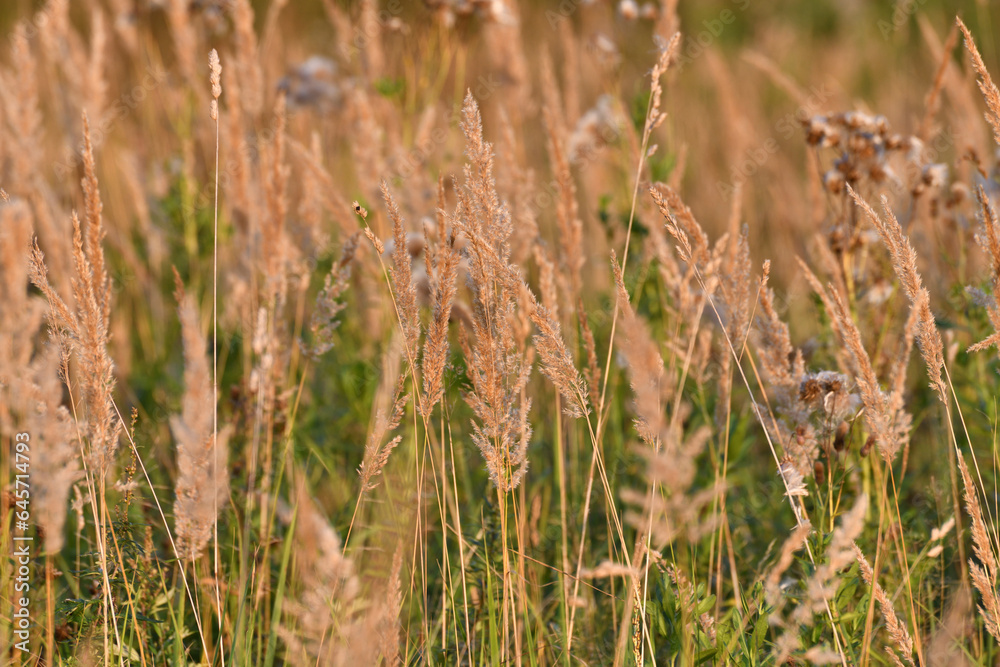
left=751, top=612, right=769, bottom=651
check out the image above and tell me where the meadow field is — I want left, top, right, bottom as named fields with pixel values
left=3, top=0, right=1000, bottom=664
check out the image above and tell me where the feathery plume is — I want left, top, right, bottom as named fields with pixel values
left=278, top=486, right=368, bottom=664
left=969, top=186, right=1000, bottom=353
left=647, top=33, right=682, bottom=133
left=621, top=419, right=718, bottom=547
left=1, top=216, right=78, bottom=562
left=957, top=454, right=1000, bottom=641
left=262, top=94, right=291, bottom=304
left=527, top=290, right=589, bottom=418
left=0, top=23, right=42, bottom=181
left=171, top=276, right=230, bottom=561
left=534, top=244, right=559, bottom=319
left=853, top=543, right=916, bottom=666
left=28, top=114, right=120, bottom=475
left=777, top=494, right=867, bottom=663
left=826, top=288, right=900, bottom=460
left=454, top=91, right=533, bottom=491
left=382, top=182, right=420, bottom=354
left=849, top=186, right=947, bottom=400
left=358, top=341, right=408, bottom=493
left=86, top=8, right=107, bottom=120
left=795, top=493, right=868, bottom=624
left=359, top=0, right=385, bottom=79
left=23, top=348, right=78, bottom=555
left=167, top=0, right=197, bottom=87
left=543, top=104, right=585, bottom=300
left=231, top=0, right=263, bottom=114
left=957, top=18, right=1000, bottom=148
left=577, top=300, right=602, bottom=415
left=925, top=586, right=973, bottom=666
left=765, top=523, right=812, bottom=606
left=611, top=252, right=668, bottom=445
left=376, top=545, right=403, bottom=662
left=650, top=183, right=709, bottom=266
left=420, top=182, right=460, bottom=415
left=308, top=234, right=358, bottom=356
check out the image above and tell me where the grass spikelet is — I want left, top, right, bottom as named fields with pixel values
left=167, top=0, right=196, bottom=87
left=577, top=299, right=603, bottom=414
left=376, top=544, right=404, bottom=662
left=358, top=370, right=408, bottom=493
left=753, top=261, right=803, bottom=417
left=208, top=49, right=222, bottom=121
left=650, top=183, right=709, bottom=266
left=1, top=22, right=42, bottom=180
left=827, top=287, right=900, bottom=460
left=359, top=0, right=384, bottom=79
left=620, top=420, right=716, bottom=545
left=533, top=244, right=559, bottom=318
left=765, top=523, right=812, bottom=606
left=853, top=542, right=916, bottom=666
left=309, top=234, right=358, bottom=357
left=86, top=8, right=106, bottom=120
left=16, top=347, right=78, bottom=555
left=0, top=199, right=44, bottom=367
left=28, top=113, right=120, bottom=475
left=647, top=33, right=682, bottom=133
left=231, top=0, right=263, bottom=114
left=0, top=201, right=79, bottom=555
left=848, top=186, right=947, bottom=401
left=420, top=181, right=459, bottom=414
left=611, top=251, right=667, bottom=445
left=543, top=103, right=585, bottom=300
left=278, top=485, right=364, bottom=664
left=957, top=18, right=1000, bottom=148
left=262, top=94, right=290, bottom=302
left=778, top=494, right=867, bottom=662
left=170, top=274, right=230, bottom=561
left=80, top=113, right=109, bottom=327
left=454, top=90, right=532, bottom=490
left=957, top=453, right=1000, bottom=641
left=527, top=290, right=589, bottom=418
left=718, top=219, right=751, bottom=344
left=969, top=185, right=1000, bottom=353
left=381, top=181, right=421, bottom=354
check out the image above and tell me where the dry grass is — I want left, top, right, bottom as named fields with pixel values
left=3, top=1, right=1000, bottom=665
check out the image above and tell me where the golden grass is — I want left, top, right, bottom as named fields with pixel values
left=4, top=2, right=1000, bottom=665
